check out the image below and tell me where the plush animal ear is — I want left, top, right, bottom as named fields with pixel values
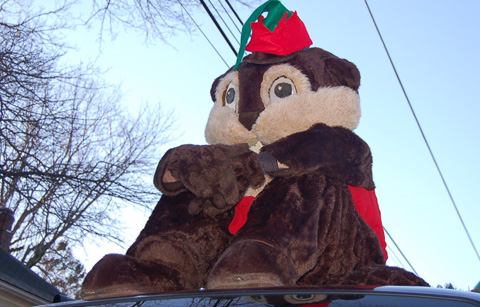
left=210, top=75, right=223, bottom=102
left=324, top=57, right=361, bottom=91
left=210, top=68, right=234, bottom=102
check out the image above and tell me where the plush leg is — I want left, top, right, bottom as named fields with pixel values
left=207, top=239, right=295, bottom=289
left=82, top=193, right=232, bottom=299
left=207, top=175, right=326, bottom=289
left=81, top=254, right=190, bottom=300
left=296, top=183, right=427, bottom=287
left=208, top=175, right=391, bottom=289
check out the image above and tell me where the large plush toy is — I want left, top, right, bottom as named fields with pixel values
left=81, top=0, right=428, bottom=299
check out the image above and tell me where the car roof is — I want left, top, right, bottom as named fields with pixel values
left=39, top=286, right=480, bottom=307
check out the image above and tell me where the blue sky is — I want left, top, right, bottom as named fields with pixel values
left=65, top=0, right=480, bottom=290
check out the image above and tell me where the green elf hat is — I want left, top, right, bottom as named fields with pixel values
left=234, top=0, right=312, bottom=70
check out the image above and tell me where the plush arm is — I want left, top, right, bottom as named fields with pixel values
left=153, top=143, right=265, bottom=215
left=153, top=147, right=187, bottom=196
left=260, top=123, right=375, bottom=189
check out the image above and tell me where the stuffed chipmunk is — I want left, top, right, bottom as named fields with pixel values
left=81, top=0, right=428, bottom=299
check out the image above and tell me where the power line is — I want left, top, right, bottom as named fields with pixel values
left=225, top=0, right=244, bottom=26
left=207, top=0, right=240, bottom=44
left=179, top=2, right=229, bottom=67
left=200, top=0, right=238, bottom=57
left=217, top=0, right=242, bottom=34
left=386, top=243, right=406, bottom=269
left=364, top=0, right=480, bottom=265
left=384, top=227, right=419, bottom=276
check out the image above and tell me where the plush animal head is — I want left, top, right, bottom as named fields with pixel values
left=204, top=48, right=361, bottom=147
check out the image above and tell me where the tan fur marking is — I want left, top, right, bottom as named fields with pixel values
left=253, top=86, right=360, bottom=145
left=260, top=64, right=312, bottom=109
left=206, top=66, right=360, bottom=146
left=205, top=106, right=258, bottom=146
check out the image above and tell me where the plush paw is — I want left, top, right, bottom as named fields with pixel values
left=207, top=240, right=295, bottom=289
left=154, top=144, right=265, bottom=215
left=81, top=254, right=194, bottom=300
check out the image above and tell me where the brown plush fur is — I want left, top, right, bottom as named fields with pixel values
left=82, top=47, right=428, bottom=300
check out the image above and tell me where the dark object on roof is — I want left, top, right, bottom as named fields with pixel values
left=0, top=207, right=14, bottom=249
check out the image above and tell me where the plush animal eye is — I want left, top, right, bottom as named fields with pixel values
left=274, top=82, right=292, bottom=98
left=269, top=76, right=297, bottom=104
left=226, top=87, right=235, bottom=104
left=224, top=82, right=238, bottom=111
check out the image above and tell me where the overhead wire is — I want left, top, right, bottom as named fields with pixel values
left=217, top=0, right=242, bottom=34
left=225, top=0, right=244, bottom=26
left=179, top=2, right=229, bottom=67
left=200, top=0, right=238, bottom=56
left=384, top=227, right=419, bottom=275
left=386, top=244, right=406, bottom=270
left=364, top=0, right=480, bottom=265
left=206, top=0, right=241, bottom=44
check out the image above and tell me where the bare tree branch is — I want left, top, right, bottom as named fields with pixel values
left=83, top=0, right=258, bottom=43
left=1, top=0, right=175, bottom=289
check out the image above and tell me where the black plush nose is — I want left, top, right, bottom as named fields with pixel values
left=238, top=111, right=260, bottom=131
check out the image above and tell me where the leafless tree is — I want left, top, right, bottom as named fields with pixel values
left=1, top=0, right=174, bottom=274
left=1, top=0, right=260, bottom=296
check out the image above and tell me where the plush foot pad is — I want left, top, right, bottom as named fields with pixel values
left=207, top=240, right=293, bottom=289
left=81, top=254, right=188, bottom=300
left=208, top=272, right=284, bottom=289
